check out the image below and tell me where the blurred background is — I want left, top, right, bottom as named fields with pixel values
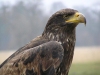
left=0, top=0, right=100, bottom=75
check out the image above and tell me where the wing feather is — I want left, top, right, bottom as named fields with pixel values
left=0, top=35, right=48, bottom=68
left=0, top=41, right=64, bottom=75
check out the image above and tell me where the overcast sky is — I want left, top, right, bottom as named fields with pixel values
left=0, top=0, right=99, bottom=12
left=43, top=0, right=99, bottom=7
left=0, top=0, right=99, bottom=7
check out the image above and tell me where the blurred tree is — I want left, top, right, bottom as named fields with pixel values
left=0, top=1, right=100, bottom=50
left=0, top=1, right=46, bottom=50
left=50, top=1, right=66, bottom=14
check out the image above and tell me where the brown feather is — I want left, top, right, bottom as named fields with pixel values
left=0, top=8, right=82, bottom=75
left=0, top=41, right=64, bottom=75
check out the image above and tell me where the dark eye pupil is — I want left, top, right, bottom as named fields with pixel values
left=64, top=15, right=68, bottom=18
left=65, top=15, right=67, bottom=17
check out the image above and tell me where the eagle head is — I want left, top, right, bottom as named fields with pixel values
left=42, top=8, right=86, bottom=41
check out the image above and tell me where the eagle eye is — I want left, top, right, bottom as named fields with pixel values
left=63, top=15, right=68, bottom=19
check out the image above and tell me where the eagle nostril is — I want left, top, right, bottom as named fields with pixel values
left=76, top=14, right=79, bottom=17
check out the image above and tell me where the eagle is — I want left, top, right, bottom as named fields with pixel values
left=0, top=8, right=86, bottom=75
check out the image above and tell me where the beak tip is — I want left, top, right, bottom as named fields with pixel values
left=83, top=15, right=86, bottom=26
left=84, top=18, right=86, bottom=26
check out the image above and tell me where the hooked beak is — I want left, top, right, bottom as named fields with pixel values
left=66, top=12, right=86, bottom=26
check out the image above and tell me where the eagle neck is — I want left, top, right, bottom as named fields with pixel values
left=42, top=26, right=76, bottom=44
left=42, top=26, right=76, bottom=75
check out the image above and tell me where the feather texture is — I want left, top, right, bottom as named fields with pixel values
left=0, top=8, right=85, bottom=75
left=0, top=41, right=64, bottom=75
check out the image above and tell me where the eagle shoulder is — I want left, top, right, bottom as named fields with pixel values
left=0, top=41, right=64, bottom=75
left=0, top=35, right=48, bottom=68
